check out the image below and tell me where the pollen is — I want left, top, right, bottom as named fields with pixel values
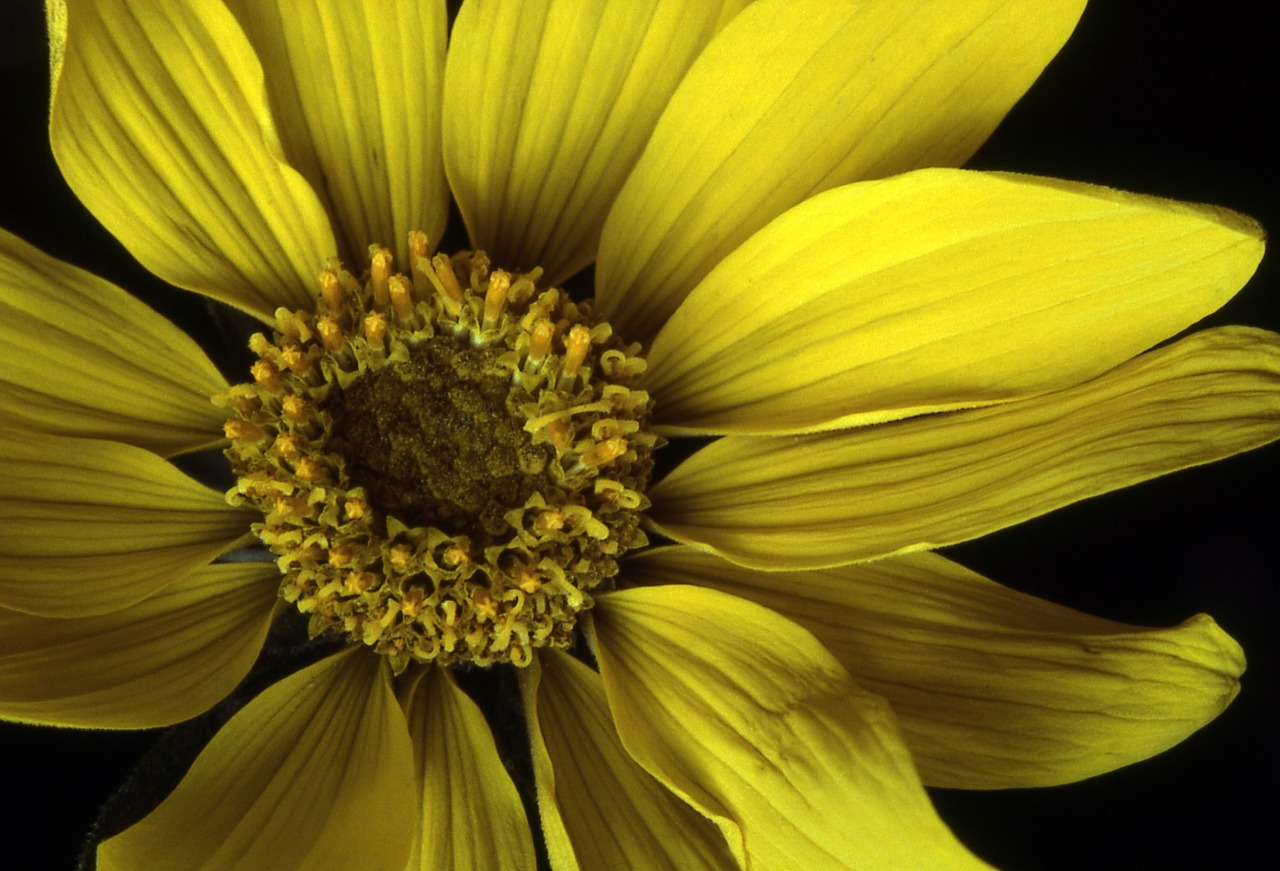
left=217, top=236, right=657, bottom=671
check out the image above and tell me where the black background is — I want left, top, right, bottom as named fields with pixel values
left=1, top=2, right=1276, bottom=869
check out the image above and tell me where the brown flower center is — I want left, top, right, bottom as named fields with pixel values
left=218, top=234, right=657, bottom=671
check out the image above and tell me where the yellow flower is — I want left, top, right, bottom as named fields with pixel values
left=0, top=1, right=1275, bottom=869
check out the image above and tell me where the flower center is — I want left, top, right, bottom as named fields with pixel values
left=218, top=233, right=656, bottom=671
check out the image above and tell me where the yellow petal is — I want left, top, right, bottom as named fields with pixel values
left=646, top=170, right=1265, bottom=435
left=650, top=326, right=1280, bottom=570
left=0, top=432, right=252, bottom=616
left=97, top=648, right=416, bottom=871
left=224, top=0, right=448, bottom=266
left=520, top=649, right=736, bottom=871
left=443, top=0, right=748, bottom=284
left=400, top=666, right=537, bottom=871
left=0, top=227, right=227, bottom=455
left=626, top=547, right=1246, bottom=789
left=49, top=0, right=336, bottom=320
left=596, top=0, right=1086, bottom=339
left=589, top=586, right=992, bottom=871
left=0, top=562, right=276, bottom=729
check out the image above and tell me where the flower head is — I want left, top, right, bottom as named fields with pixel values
left=1, top=1, right=1277, bottom=869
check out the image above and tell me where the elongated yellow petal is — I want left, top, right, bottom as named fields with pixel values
left=650, top=326, right=1280, bottom=570
left=589, top=586, right=993, bottom=871
left=400, top=667, right=537, bottom=871
left=518, top=657, right=581, bottom=871
left=626, top=548, right=1246, bottom=789
left=0, top=228, right=227, bottom=455
left=0, top=562, right=276, bottom=729
left=596, top=0, right=1086, bottom=339
left=97, top=648, right=416, bottom=871
left=646, top=170, right=1265, bottom=435
left=0, top=432, right=252, bottom=616
left=443, top=0, right=748, bottom=284
left=520, top=649, right=736, bottom=871
left=224, top=0, right=448, bottom=266
left=48, top=0, right=336, bottom=320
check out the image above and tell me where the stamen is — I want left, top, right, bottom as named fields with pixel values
left=279, top=345, right=307, bottom=373
left=388, top=274, right=416, bottom=320
left=319, top=269, right=345, bottom=312
left=369, top=245, right=394, bottom=305
left=408, top=230, right=432, bottom=295
left=316, top=316, right=344, bottom=350
left=224, top=419, right=264, bottom=442
left=581, top=436, right=628, bottom=469
left=430, top=254, right=464, bottom=316
left=483, top=270, right=511, bottom=332
left=525, top=320, right=554, bottom=374
left=363, top=311, right=388, bottom=345
left=250, top=360, right=280, bottom=391
left=281, top=395, right=307, bottom=423
left=273, top=433, right=299, bottom=458
left=559, top=324, right=592, bottom=390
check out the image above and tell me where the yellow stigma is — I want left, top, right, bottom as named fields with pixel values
left=218, top=236, right=656, bottom=672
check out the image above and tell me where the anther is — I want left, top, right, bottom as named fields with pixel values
left=545, top=418, right=573, bottom=452
left=515, top=566, right=542, bottom=594
left=363, top=311, right=388, bottom=345
left=581, top=436, right=628, bottom=469
left=473, top=587, right=499, bottom=620
left=271, top=494, right=311, bottom=520
left=369, top=246, right=394, bottom=305
left=533, top=508, right=565, bottom=536
left=272, top=435, right=299, bottom=461
left=281, top=394, right=307, bottom=423
left=224, top=419, right=265, bottom=442
left=559, top=325, right=592, bottom=390
left=250, top=360, right=280, bottom=391
left=429, top=254, right=464, bottom=317
left=483, top=270, right=511, bottom=332
left=443, top=543, right=470, bottom=568
left=319, top=269, right=345, bottom=312
left=388, top=274, right=416, bottom=320
left=408, top=230, right=432, bottom=294
left=401, top=587, right=424, bottom=618
left=525, top=320, right=554, bottom=374
left=316, top=316, right=344, bottom=350
left=294, top=457, right=326, bottom=483
left=344, top=571, right=375, bottom=594
left=280, top=345, right=307, bottom=373
left=388, top=543, right=414, bottom=571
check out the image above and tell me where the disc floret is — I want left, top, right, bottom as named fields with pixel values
left=220, top=234, right=656, bottom=671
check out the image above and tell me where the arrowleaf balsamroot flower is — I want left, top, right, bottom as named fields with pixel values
left=0, top=1, right=1277, bottom=869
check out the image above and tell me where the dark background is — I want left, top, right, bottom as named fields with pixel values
left=1, top=2, right=1275, bottom=869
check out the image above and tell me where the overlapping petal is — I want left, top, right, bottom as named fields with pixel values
left=645, top=170, right=1265, bottom=435
left=596, top=0, right=1086, bottom=339
left=0, top=562, right=276, bottom=729
left=400, top=667, right=537, bottom=871
left=224, top=0, right=449, bottom=267
left=589, top=586, right=993, bottom=870
left=649, top=326, right=1280, bottom=570
left=48, top=0, right=336, bottom=320
left=97, top=648, right=417, bottom=871
left=625, top=548, right=1246, bottom=789
left=0, top=228, right=227, bottom=455
left=443, top=0, right=748, bottom=283
left=521, top=649, right=736, bottom=871
left=0, top=432, right=253, bottom=616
